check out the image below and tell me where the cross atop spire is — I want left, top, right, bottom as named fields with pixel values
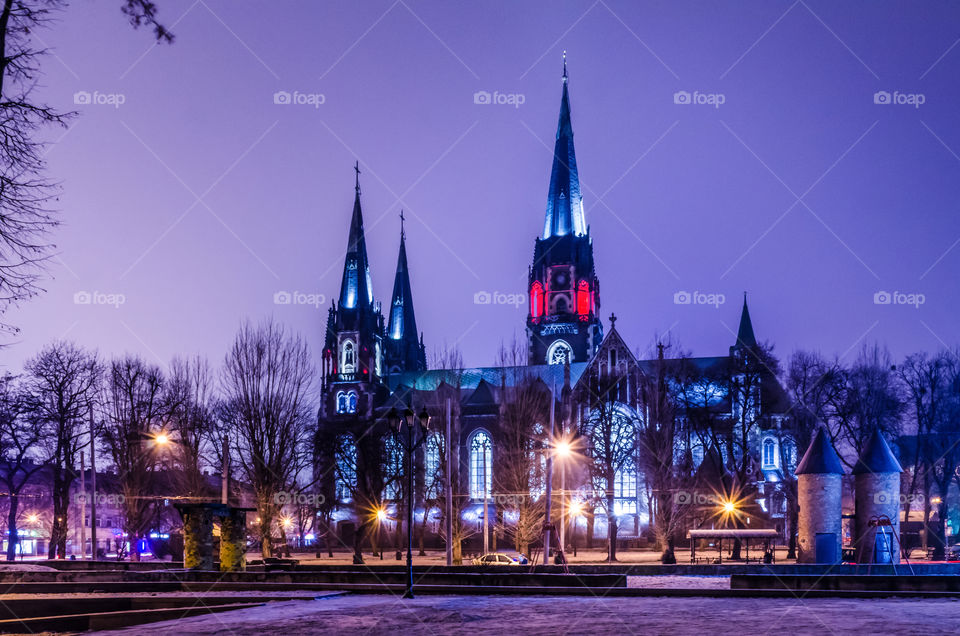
left=542, top=52, right=585, bottom=239
left=354, top=161, right=361, bottom=194
left=399, top=209, right=405, bottom=240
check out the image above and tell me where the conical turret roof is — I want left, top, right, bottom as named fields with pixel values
left=796, top=427, right=844, bottom=475
left=852, top=430, right=903, bottom=475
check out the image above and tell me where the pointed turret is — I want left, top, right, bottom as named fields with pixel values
left=735, top=293, right=757, bottom=350
left=542, top=51, right=586, bottom=239
left=386, top=213, right=426, bottom=373
left=322, top=163, right=386, bottom=389
left=852, top=430, right=902, bottom=474
left=796, top=427, right=844, bottom=475
left=338, top=162, right=374, bottom=312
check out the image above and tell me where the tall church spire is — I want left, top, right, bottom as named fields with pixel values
left=387, top=212, right=426, bottom=372
left=735, top=293, right=757, bottom=349
left=338, top=162, right=374, bottom=311
left=542, top=51, right=586, bottom=239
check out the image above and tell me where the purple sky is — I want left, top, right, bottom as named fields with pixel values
left=5, top=0, right=959, bottom=373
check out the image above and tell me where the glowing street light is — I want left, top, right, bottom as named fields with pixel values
left=555, top=439, right=572, bottom=459
left=722, top=500, right=736, bottom=514
left=26, top=514, right=38, bottom=525
left=280, top=516, right=293, bottom=529
left=376, top=508, right=387, bottom=523
left=155, top=433, right=170, bottom=446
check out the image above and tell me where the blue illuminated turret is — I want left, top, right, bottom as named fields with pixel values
left=338, top=163, right=374, bottom=312
left=386, top=214, right=426, bottom=373
left=543, top=52, right=586, bottom=239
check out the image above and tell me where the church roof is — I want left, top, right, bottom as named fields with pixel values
left=385, top=363, right=587, bottom=393
left=542, top=53, right=586, bottom=239
left=852, top=430, right=903, bottom=475
left=338, top=164, right=374, bottom=312
left=796, top=427, right=845, bottom=475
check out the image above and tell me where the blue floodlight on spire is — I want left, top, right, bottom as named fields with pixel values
left=542, top=51, right=586, bottom=239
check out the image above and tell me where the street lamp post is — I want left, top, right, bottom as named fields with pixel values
left=555, top=440, right=571, bottom=557
left=389, top=405, right=430, bottom=599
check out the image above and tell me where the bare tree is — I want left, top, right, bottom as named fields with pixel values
left=636, top=342, right=686, bottom=558
left=101, top=354, right=167, bottom=561
left=22, top=340, right=100, bottom=558
left=578, top=368, right=637, bottom=562
left=493, top=341, right=549, bottom=557
left=836, top=344, right=904, bottom=463
left=165, top=355, right=216, bottom=501
left=0, top=372, right=43, bottom=560
left=221, top=319, right=315, bottom=558
left=0, top=1, right=171, bottom=333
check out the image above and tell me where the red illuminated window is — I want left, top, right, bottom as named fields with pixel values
left=577, top=280, right=590, bottom=316
left=531, top=281, right=544, bottom=318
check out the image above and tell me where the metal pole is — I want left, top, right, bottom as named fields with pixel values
left=88, top=406, right=97, bottom=561
left=560, top=460, right=565, bottom=555
left=482, top=444, right=489, bottom=554
left=544, top=386, right=555, bottom=565
left=79, top=452, right=86, bottom=559
left=221, top=437, right=229, bottom=505
left=445, top=398, right=453, bottom=567
left=404, top=422, right=415, bottom=599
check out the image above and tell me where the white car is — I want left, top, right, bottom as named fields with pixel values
left=472, top=553, right=523, bottom=566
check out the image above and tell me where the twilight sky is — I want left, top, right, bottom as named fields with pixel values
left=4, top=0, right=959, bottom=373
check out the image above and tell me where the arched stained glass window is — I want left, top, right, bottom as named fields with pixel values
left=470, top=430, right=492, bottom=500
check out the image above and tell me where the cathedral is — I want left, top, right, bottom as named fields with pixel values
left=315, top=58, right=792, bottom=557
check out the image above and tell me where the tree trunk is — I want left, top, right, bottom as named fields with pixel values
left=6, top=494, right=19, bottom=561
left=586, top=509, right=595, bottom=549
left=352, top=520, right=367, bottom=564
left=607, top=487, right=618, bottom=562
left=786, top=486, right=798, bottom=559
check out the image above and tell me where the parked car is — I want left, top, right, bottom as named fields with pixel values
left=472, top=553, right=523, bottom=566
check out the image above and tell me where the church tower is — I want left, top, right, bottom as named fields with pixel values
left=321, top=163, right=386, bottom=416
left=527, top=54, right=602, bottom=365
left=385, top=213, right=427, bottom=373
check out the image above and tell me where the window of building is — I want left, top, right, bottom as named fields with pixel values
left=577, top=280, right=590, bottom=315
left=530, top=281, right=543, bottom=318
left=341, top=340, right=356, bottom=374
left=336, top=390, right=358, bottom=414
left=384, top=434, right=404, bottom=500
left=546, top=339, right=572, bottom=365
left=470, top=430, right=492, bottom=500
left=762, top=438, right=777, bottom=468
left=425, top=432, right=443, bottom=500
left=335, top=434, right=358, bottom=503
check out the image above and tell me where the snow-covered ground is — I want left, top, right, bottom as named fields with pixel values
left=627, top=575, right=729, bottom=589
left=91, top=594, right=960, bottom=635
